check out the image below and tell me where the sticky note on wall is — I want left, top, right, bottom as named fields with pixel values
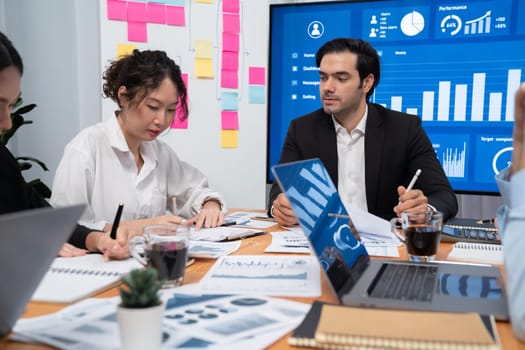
left=221, top=130, right=238, bottom=148
left=221, top=111, right=239, bottom=130
left=195, top=40, right=213, bottom=59
left=195, top=58, right=214, bottom=78
left=117, top=43, right=136, bottom=58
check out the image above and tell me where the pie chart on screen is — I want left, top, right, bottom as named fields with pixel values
left=401, top=11, right=425, bottom=36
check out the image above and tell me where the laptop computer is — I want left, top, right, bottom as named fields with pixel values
left=272, top=158, right=509, bottom=320
left=0, top=205, right=84, bottom=338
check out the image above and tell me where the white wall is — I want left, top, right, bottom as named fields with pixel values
left=1, top=0, right=502, bottom=218
left=3, top=0, right=101, bottom=190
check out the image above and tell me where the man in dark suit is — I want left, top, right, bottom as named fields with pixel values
left=268, top=38, right=457, bottom=226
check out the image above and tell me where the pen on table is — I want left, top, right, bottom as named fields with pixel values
left=110, top=203, right=124, bottom=240
left=221, top=220, right=237, bottom=227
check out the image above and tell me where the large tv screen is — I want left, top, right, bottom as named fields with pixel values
left=268, top=0, right=525, bottom=194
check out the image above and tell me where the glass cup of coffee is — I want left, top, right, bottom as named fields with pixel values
left=390, top=210, right=443, bottom=262
left=129, top=224, right=189, bottom=288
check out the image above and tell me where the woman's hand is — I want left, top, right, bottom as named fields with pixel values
left=193, top=200, right=224, bottom=230
left=58, top=243, right=88, bottom=257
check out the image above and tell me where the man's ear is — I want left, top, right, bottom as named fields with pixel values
left=362, top=74, right=374, bottom=94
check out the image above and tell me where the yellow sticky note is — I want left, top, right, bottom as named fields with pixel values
left=221, top=130, right=238, bottom=148
left=194, top=40, right=213, bottom=59
left=117, top=44, right=136, bottom=59
left=195, top=0, right=213, bottom=3
left=195, top=58, right=214, bottom=78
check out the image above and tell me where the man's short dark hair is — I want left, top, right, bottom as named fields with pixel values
left=316, top=38, right=380, bottom=100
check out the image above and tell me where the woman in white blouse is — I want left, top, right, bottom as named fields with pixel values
left=51, top=49, right=226, bottom=234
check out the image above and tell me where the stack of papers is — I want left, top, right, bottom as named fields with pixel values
left=14, top=290, right=310, bottom=350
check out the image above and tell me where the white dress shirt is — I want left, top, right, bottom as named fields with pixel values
left=496, top=168, right=525, bottom=341
left=51, top=116, right=225, bottom=230
left=333, top=108, right=368, bottom=213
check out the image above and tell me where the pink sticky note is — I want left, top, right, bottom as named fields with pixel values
left=172, top=73, right=189, bottom=129
left=223, top=13, right=240, bottom=33
left=147, top=3, right=166, bottom=24
left=166, top=5, right=185, bottom=26
left=128, top=21, right=148, bottom=43
left=222, top=33, right=239, bottom=53
left=221, top=70, right=238, bottom=89
left=107, top=0, right=127, bottom=20
left=127, top=2, right=147, bottom=22
left=222, top=0, right=240, bottom=14
left=221, top=111, right=239, bottom=130
left=249, top=67, right=266, bottom=85
left=222, top=51, right=239, bottom=71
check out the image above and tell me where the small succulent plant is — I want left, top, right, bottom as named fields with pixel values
left=119, top=268, right=163, bottom=308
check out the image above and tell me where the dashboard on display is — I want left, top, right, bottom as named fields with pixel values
left=268, top=0, right=525, bottom=194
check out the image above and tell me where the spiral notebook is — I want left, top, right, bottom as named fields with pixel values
left=314, top=304, right=500, bottom=350
left=31, top=255, right=142, bottom=303
left=448, top=242, right=503, bottom=265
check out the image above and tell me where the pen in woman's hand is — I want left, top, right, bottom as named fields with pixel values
left=110, top=203, right=124, bottom=240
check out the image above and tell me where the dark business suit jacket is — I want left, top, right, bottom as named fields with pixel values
left=0, top=143, right=91, bottom=248
left=268, top=103, right=458, bottom=221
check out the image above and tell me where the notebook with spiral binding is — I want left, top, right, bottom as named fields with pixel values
left=288, top=301, right=325, bottom=348
left=314, top=304, right=500, bottom=350
left=31, top=254, right=142, bottom=303
left=448, top=242, right=503, bottom=265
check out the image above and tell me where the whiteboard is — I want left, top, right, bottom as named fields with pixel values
left=99, top=0, right=270, bottom=210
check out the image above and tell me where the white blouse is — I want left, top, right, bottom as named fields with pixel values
left=51, top=117, right=225, bottom=230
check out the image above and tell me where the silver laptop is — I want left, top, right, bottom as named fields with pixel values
left=0, top=205, right=84, bottom=338
left=272, top=158, right=509, bottom=320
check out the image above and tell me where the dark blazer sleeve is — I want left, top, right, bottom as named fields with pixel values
left=364, top=104, right=458, bottom=221
left=267, top=109, right=338, bottom=216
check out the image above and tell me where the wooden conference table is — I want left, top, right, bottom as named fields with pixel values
left=2, top=215, right=524, bottom=349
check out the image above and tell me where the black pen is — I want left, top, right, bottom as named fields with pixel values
left=110, top=203, right=124, bottom=240
left=221, top=220, right=237, bottom=227
left=477, top=218, right=495, bottom=224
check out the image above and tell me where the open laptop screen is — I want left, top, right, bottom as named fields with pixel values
left=272, top=158, right=369, bottom=275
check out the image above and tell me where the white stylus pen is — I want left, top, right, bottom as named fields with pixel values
left=405, top=168, right=422, bottom=192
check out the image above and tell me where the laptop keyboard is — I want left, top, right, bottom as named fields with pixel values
left=368, top=263, right=438, bottom=302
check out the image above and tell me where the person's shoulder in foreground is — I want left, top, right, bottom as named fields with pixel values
left=495, top=82, right=525, bottom=342
left=0, top=30, right=127, bottom=260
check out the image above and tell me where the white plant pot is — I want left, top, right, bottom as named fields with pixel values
left=117, top=302, right=165, bottom=350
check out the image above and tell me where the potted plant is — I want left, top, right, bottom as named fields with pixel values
left=117, top=267, right=165, bottom=350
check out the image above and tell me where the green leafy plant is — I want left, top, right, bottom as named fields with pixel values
left=0, top=97, right=51, bottom=198
left=119, top=268, right=163, bottom=308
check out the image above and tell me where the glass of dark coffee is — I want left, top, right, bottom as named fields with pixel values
left=129, top=224, right=189, bottom=288
left=390, top=210, right=443, bottom=262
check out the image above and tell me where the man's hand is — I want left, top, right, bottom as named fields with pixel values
left=393, top=186, right=429, bottom=216
left=272, top=193, right=299, bottom=227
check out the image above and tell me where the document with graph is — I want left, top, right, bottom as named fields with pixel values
left=198, top=255, right=321, bottom=297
